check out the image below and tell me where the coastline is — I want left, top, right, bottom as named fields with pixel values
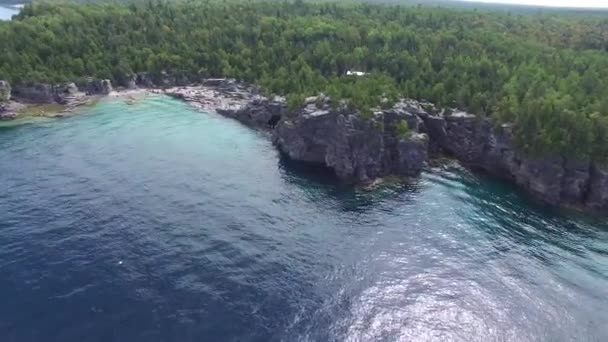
left=1, top=87, right=151, bottom=122
left=1, top=78, right=606, bottom=213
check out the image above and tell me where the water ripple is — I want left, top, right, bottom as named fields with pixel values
left=0, top=96, right=606, bottom=341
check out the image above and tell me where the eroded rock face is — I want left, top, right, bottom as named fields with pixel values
left=0, top=101, right=16, bottom=120
left=12, top=83, right=55, bottom=103
left=81, top=79, right=113, bottom=95
left=219, top=96, right=286, bottom=129
left=272, top=108, right=337, bottom=165
left=396, top=134, right=429, bottom=177
left=0, top=80, right=11, bottom=102
left=560, top=159, right=591, bottom=204
left=272, top=96, right=429, bottom=183
left=54, top=82, right=79, bottom=104
left=122, top=73, right=137, bottom=89
left=165, top=83, right=608, bottom=211
left=422, top=110, right=608, bottom=210
left=165, top=79, right=285, bottom=129
left=326, top=113, right=385, bottom=182
left=0, top=110, right=16, bottom=120
left=586, top=165, right=608, bottom=210
left=0, top=80, right=13, bottom=119
left=136, top=72, right=155, bottom=87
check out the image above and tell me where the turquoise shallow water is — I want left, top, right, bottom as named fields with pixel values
left=0, top=95, right=607, bottom=341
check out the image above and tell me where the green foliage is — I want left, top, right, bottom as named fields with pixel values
left=1, top=1, right=608, bottom=161
left=286, top=93, right=305, bottom=112
left=395, top=120, right=412, bottom=139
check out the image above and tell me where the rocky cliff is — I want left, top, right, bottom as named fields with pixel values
left=0, top=80, right=16, bottom=120
left=272, top=96, right=428, bottom=183
left=11, top=83, right=55, bottom=103
left=418, top=110, right=608, bottom=211
left=3, top=75, right=605, bottom=211
left=1, top=79, right=108, bottom=119
left=12, top=79, right=112, bottom=103
left=79, top=79, right=113, bottom=95
left=266, top=93, right=607, bottom=211
left=0, top=80, right=10, bottom=102
left=167, top=82, right=428, bottom=183
left=167, top=81, right=606, bottom=211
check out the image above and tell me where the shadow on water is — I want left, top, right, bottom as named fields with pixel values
left=277, top=153, right=425, bottom=213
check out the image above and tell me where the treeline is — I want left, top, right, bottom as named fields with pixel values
left=1, top=1, right=608, bottom=162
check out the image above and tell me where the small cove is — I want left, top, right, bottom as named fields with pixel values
left=0, top=95, right=606, bottom=341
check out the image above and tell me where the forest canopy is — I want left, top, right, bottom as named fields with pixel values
left=1, top=0, right=608, bottom=162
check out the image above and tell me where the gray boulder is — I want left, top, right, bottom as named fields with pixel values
left=53, top=82, right=80, bottom=104
left=0, top=103, right=16, bottom=120
left=0, top=100, right=24, bottom=121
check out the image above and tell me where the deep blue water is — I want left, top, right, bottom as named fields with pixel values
left=0, top=95, right=607, bottom=341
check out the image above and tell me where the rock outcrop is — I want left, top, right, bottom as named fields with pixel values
left=0, top=80, right=10, bottom=102
left=136, top=72, right=155, bottom=88
left=0, top=106, right=16, bottom=120
left=269, top=94, right=607, bottom=210
left=272, top=96, right=428, bottom=183
left=133, top=71, right=195, bottom=88
left=80, top=79, right=113, bottom=95
left=12, top=83, right=55, bottom=103
left=53, top=82, right=85, bottom=104
left=121, top=73, right=137, bottom=89
left=165, top=79, right=285, bottom=129
left=219, top=96, right=286, bottom=128
left=6, top=75, right=601, bottom=211
left=418, top=110, right=608, bottom=211
left=586, top=165, right=608, bottom=210
left=3, top=81, right=94, bottom=119
left=0, top=80, right=14, bottom=120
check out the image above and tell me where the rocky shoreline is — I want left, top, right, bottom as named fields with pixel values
left=163, top=80, right=608, bottom=212
left=1, top=77, right=606, bottom=212
left=0, top=79, right=113, bottom=120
